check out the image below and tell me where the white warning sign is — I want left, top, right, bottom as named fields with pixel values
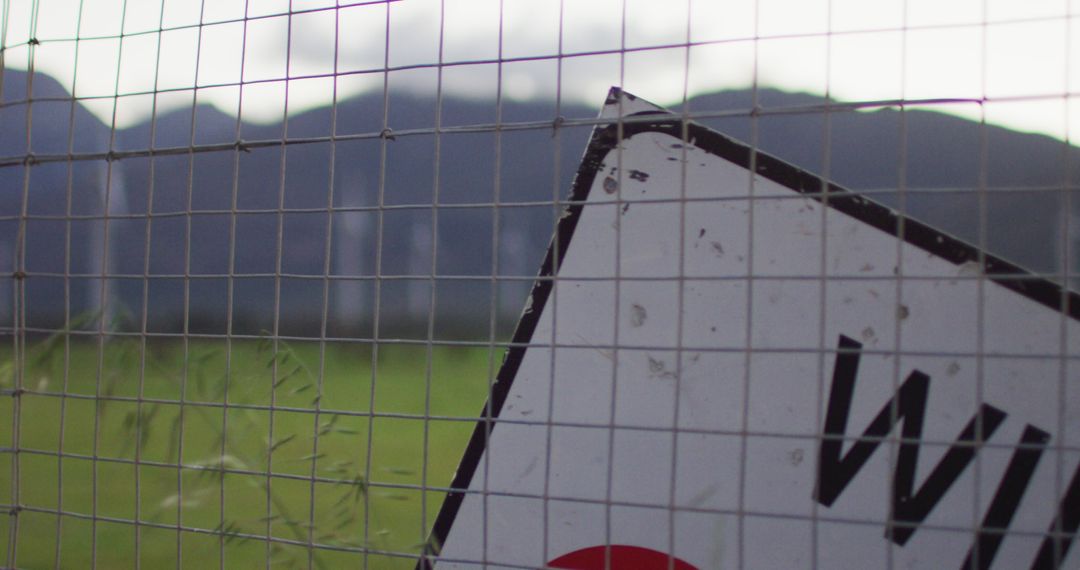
left=421, top=89, right=1080, bottom=569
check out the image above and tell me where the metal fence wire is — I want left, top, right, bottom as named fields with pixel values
left=1, top=0, right=1078, bottom=569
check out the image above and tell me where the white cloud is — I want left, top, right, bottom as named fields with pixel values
left=1, top=0, right=1077, bottom=140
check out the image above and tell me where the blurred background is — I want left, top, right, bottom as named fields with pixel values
left=0, top=1, right=1077, bottom=568
left=0, top=0, right=1077, bottom=339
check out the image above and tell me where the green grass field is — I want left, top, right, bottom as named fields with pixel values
left=0, top=334, right=497, bottom=569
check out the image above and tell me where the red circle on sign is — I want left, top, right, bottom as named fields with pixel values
left=547, top=545, right=698, bottom=570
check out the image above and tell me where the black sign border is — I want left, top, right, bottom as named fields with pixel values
left=418, top=88, right=1080, bottom=569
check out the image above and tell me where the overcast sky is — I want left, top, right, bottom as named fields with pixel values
left=1, top=0, right=1077, bottom=141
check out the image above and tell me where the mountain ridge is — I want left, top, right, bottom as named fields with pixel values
left=1, top=67, right=1075, bottom=337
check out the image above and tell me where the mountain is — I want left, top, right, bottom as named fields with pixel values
left=1, top=67, right=1076, bottom=338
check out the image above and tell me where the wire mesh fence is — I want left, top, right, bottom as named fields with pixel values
left=0, top=0, right=1078, bottom=568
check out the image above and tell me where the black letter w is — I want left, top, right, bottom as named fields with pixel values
left=814, top=335, right=1007, bottom=545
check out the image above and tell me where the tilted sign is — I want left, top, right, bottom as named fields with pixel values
left=421, top=89, right=1080, bottom=569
